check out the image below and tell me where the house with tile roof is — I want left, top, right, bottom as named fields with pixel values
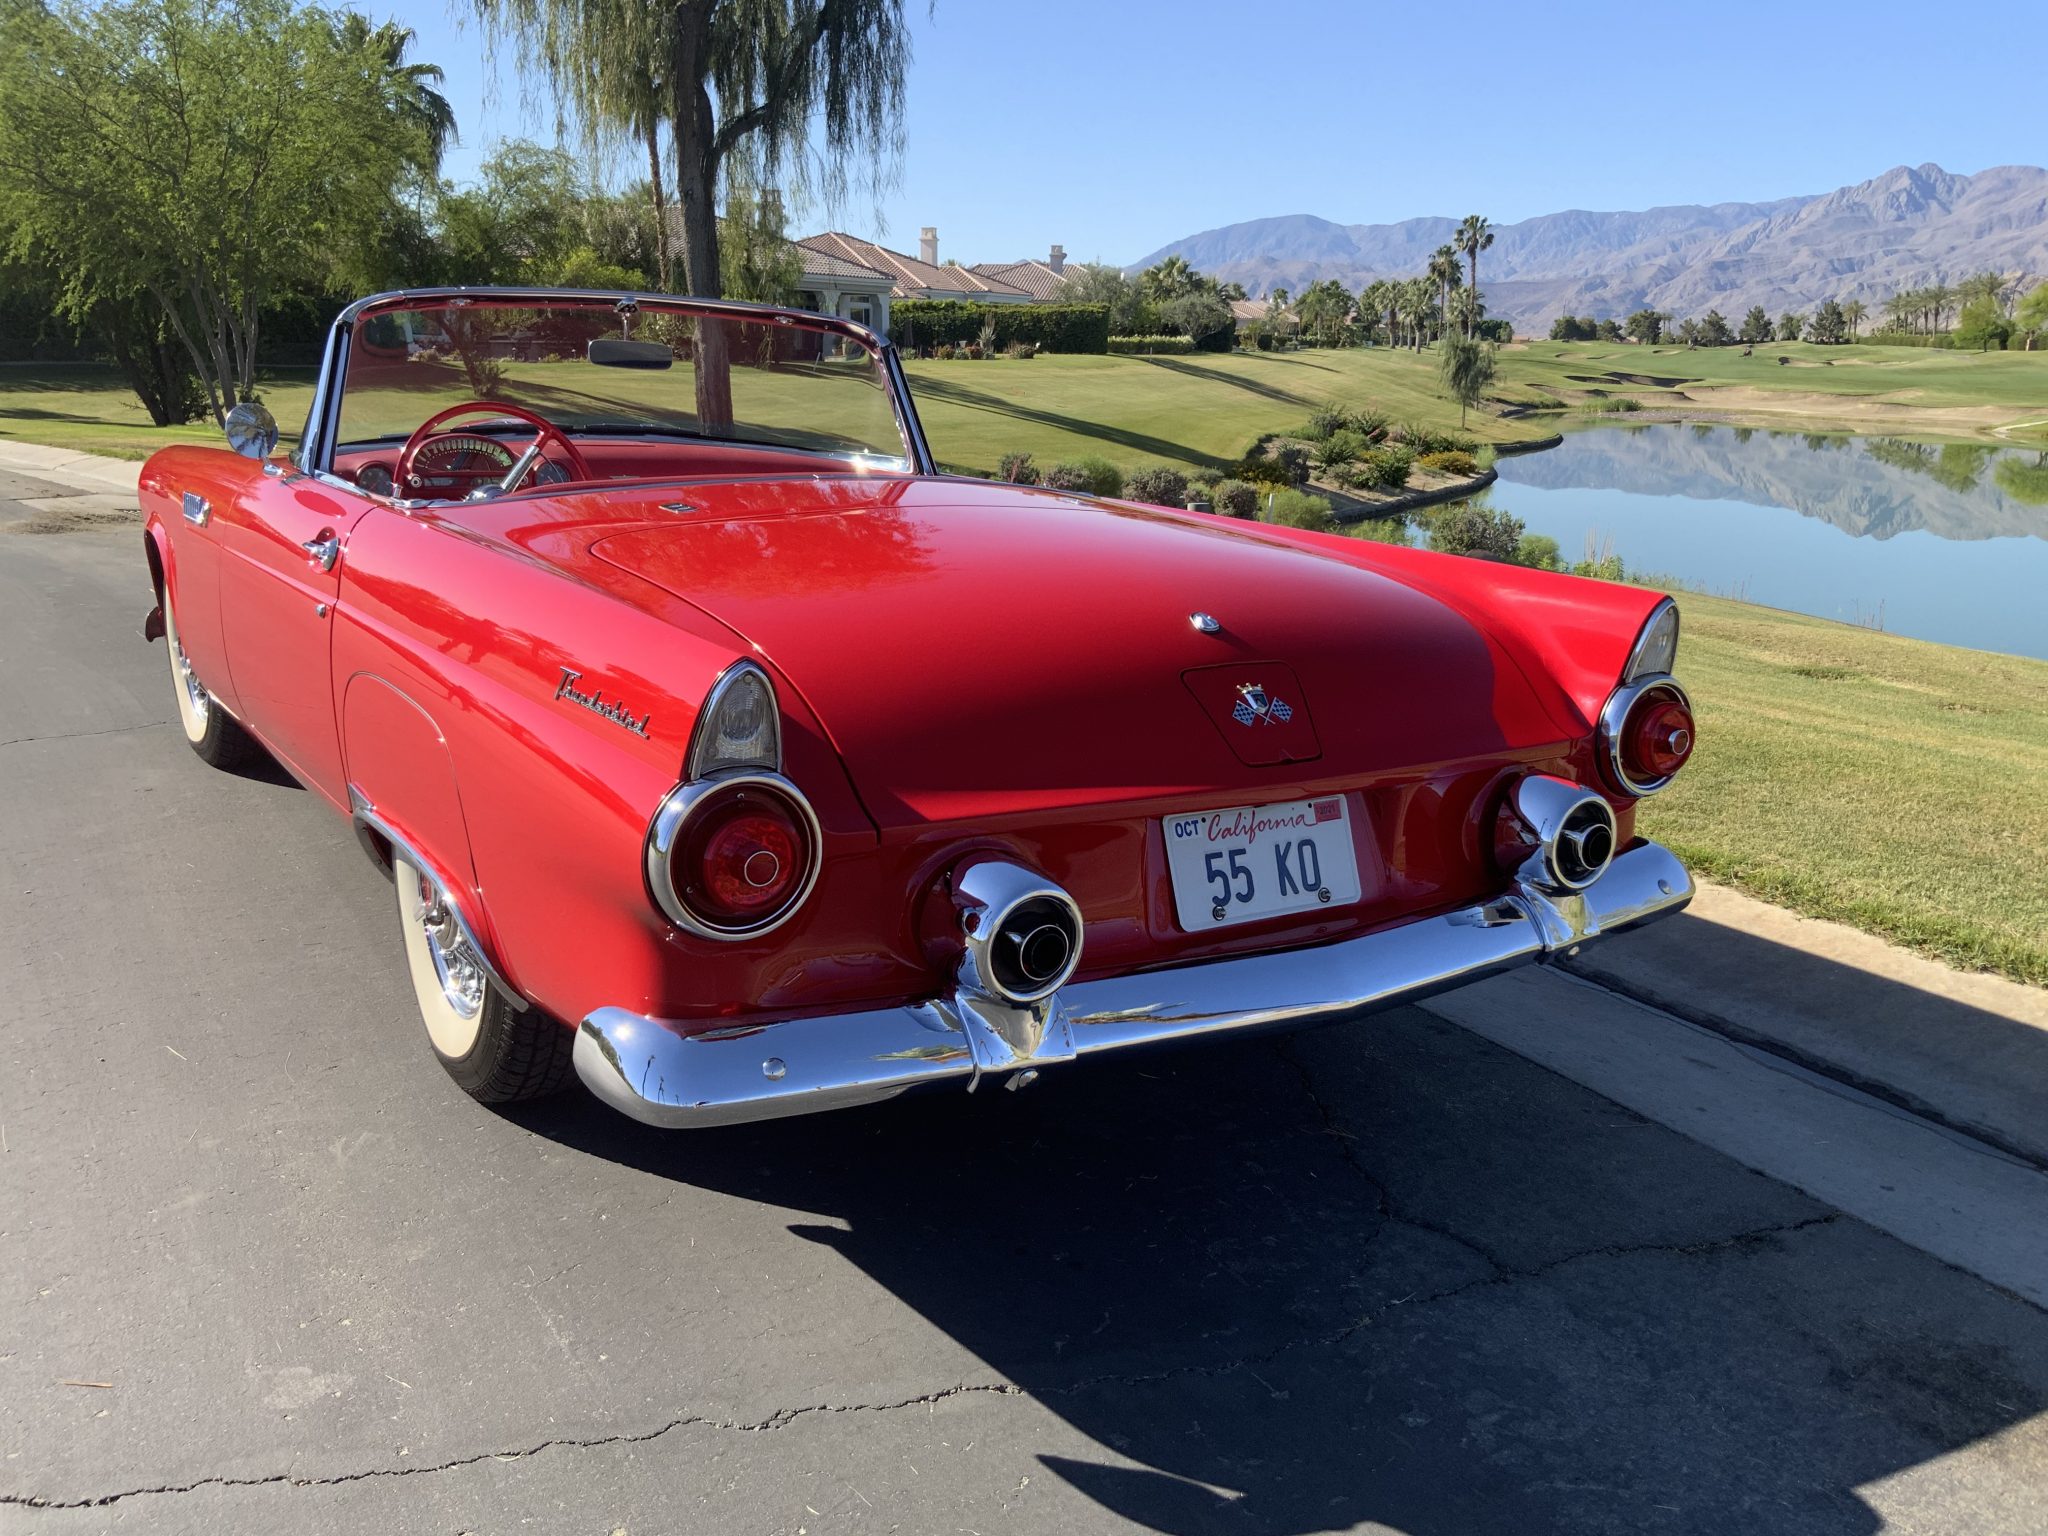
left=797, top=227, right=1033, bottom=309
left=792, top=243, right=899, bottom=338
left=967, top=246, right=1073, bottom=302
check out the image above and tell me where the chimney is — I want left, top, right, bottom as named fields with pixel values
left=919, top=226, right=938, bottom=266
left=1049, top=243, right=1066, bottom=275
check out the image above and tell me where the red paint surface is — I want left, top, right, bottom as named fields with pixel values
left=140, top=444, right=1669, bottom=1035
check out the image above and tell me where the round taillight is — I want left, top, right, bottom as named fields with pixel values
left=1601, top=677, right=1694, bottom=797
left=1625, top=691, right=1695, bottom=782
left=674, top=787, right=808, bottom=926
left=646, top=774, right=821, bottom=939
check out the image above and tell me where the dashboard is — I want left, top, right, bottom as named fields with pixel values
left=335, top=436, right=896, bottom=501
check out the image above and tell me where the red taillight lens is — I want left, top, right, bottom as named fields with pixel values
left=1624, top=690, right=1694, bottom=781
left=673, top=787, right=808, bottom=926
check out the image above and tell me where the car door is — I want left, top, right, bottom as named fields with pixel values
left=212, top=471, right=371, bottom=805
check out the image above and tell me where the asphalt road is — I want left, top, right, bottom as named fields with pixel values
left=5, top=500, right=2048, bottom=1535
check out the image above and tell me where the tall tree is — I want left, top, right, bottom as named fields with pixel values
left=1454, top=214, right=1493, bottom=336
left=473, top=0, right=915, bottom=419
left=333, top=14, right=457, bottom=176
left=1426, top=244, right=1461, bottom=345
left=1738, top=305, right=1771, bottom=344
left=1141, top=254, right=1200, bottom=301
left=1438, top=331, right=1495, bottom=427
left=1841, top=298, right=1866, bottom=339
left=0, top=0, right=426, bottom=421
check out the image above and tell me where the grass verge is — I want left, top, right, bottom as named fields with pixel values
left=1641, top=591, right=2048, bottom=986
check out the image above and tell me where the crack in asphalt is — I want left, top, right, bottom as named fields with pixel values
left=0, top=720, right=168, bottom=750
left=4, top=1210, right=1843, bottom=1513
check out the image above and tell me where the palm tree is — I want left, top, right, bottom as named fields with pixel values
left=1142, top=255, right=1198, bottom=301
left=1401, top=277, right=1435, bottom=351
left=1842, top=298, right=1866, bottom=340
left=1427, top=245, right=1461, bottom=345
left=334, top=15, right=457, bottom=176
left=1455, top=214, right=1493, bottom=336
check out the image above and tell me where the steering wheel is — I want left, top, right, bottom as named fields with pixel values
left=395, top=401, right=594, bottom=499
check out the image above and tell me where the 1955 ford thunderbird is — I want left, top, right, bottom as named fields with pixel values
left=139, top=288, right=1697, bottom=1128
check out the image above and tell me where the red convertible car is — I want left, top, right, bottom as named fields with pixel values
left=139, top=288, right=1695, bottom=1127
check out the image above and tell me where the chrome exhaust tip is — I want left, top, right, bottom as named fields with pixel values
left=952, top=859, right=1085, bottom=1005
left=1508, top=774, right=1619, bottom=893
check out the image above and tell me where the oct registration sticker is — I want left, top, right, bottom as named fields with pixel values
left=1163, top=796, right=1363, bottom=929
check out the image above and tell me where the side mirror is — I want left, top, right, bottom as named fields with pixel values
left=224, top=401, right=279, bottom=460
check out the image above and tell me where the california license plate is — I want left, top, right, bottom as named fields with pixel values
left=1163, top=796, right=1363, bottom=930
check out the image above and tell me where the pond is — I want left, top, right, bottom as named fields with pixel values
left=1487, top=424, right=2048, bottom=661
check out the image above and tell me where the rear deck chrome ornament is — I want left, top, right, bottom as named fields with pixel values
left=1189, top=611, right=1221, bottom=633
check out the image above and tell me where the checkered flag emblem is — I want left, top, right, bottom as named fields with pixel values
left=1232, top=686, right=1293, bottom=726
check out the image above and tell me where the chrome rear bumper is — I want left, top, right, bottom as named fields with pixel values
left=574, top=840, right=1693, bottom=1129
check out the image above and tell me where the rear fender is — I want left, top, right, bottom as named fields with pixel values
left=340, top=673, right=525, bottom=1005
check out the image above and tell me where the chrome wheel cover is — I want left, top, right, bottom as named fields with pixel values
left=414, top=872, right=486, bottom=1022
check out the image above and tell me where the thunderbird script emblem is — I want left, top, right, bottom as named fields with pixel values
left=1231, top=683, right=1294, bottom=727
left=554, top=667, right=652, bottom=738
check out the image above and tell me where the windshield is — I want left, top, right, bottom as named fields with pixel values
left=336, top=297, right=908, bottom=466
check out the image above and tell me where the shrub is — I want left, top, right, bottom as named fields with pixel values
left=1260, top=488, right=1334, bottom=532
left=1359, top=445, right=1414, bottom=490
left=964, top=343, right=984, bottom=360
left=1273, top=443, right=1311, bottom=486
left=1313, top=429, right=1369, bottom=473
left=1210, top=478, right=1259, bottom=518
left=1581, top=397, right=1641, bottom=413
left=1005, top=340, right=1037, bottom=360
left=1515, top=532, right=1563, bottom=570
left=1347, top=515, right=1412, bottom=547
left=1394, top=423, right=1477, bottom=455
left=1044, top=456, right=1124, bottom=497
left=1107, top=334, right=1195, bottom=355
left=1232, top=457, right=1291, bottom=488
left=1416, top=449, right=1480, bottom=477
left=891, top=300, right=1110, bottom=353
left=1304, top=402, right=1352, bottom=441
left=1428, top=500, right=1525, bottom=560
left=1125, top=466, right=1190, bottom=508
left=997, top=452, right=1040, bottom=486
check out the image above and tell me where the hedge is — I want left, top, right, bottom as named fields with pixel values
left=1860, top=332, right=1957, bottom=349
left=1107, top=334, right=1194, bottom=355
left=890, top=301, right=1109, bottom=354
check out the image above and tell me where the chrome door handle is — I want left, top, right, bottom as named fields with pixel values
left=301, top=531, right=340, bottom=572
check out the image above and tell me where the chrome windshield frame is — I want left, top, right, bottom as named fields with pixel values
left=298, top=286, right=934, bottom=479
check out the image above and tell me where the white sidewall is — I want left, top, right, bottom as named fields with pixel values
left=395, top=858, right=486, bottom=1060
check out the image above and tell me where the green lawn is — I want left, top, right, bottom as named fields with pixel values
left=10, top=339, right=2045, bottom=470
left=1496, top=339, right=2048, bottom=444
left=1642, top=590, right=2048, bottom=986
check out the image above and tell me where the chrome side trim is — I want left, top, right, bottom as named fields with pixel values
left=643, top=770, right=824, bottom=941
left=348, top=788, right=529, bottom=1012
left=181, top=492, right=211, bottom=527
left=1599, top=674, right=1692, bottom=797
left=573, top=840, right=1695, bottom=1129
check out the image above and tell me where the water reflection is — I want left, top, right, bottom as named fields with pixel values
left=1491, top=425, right=2048, bottom=659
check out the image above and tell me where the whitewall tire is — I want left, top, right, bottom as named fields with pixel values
left=392, top=856, right=574, bottom=1103
left=161, top=577, right=259, bottom=768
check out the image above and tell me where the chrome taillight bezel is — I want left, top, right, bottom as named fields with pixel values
left=1600, top=675, right=1693, bottom=798
left=644, top=771, right=824, bottom=941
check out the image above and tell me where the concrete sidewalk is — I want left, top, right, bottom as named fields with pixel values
left=1569, top=883, right=2048, bottom=1168
left=0, top=438, right=145, bottom=495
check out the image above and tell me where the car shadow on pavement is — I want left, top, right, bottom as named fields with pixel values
left=508, top=1006, right=2048, bottom=1536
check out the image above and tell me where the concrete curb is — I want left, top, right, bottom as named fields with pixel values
left=0, top=440, right=144, bottom=496
left=1566, top=880, right=2048, bottom=1170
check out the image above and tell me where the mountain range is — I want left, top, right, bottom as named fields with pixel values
left=1132, top=164, right=2048, bottom=331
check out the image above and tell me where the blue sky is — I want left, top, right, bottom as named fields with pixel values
left=409, top=0, right=2041, bottom=267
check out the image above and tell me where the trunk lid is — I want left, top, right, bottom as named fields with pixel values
left=591, top=478, right=1572, bottom=828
